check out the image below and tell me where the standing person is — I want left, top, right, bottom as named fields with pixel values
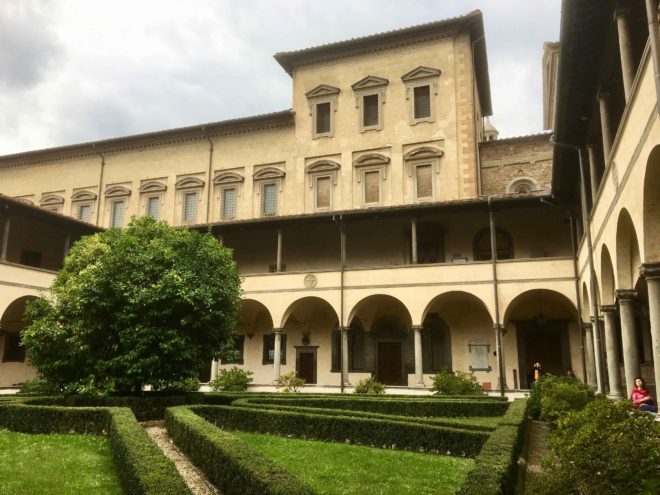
left=565, top=368, right=576, bottom=379
left=533, top=362, right=543, bottom=382
left=630, top=377, right=658, bottom=413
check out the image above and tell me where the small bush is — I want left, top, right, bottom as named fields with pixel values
left=527, top=374, right=594, bottom=423
left=17, top=377, right=61, bottom=395
left=353, top=377, right=386, bottom=395
left=276, top=370, right=305, bottom=393
left=151, top=377, right=200, bottom=393
left=210, top=367, right=254, bottom=392
left=430, top=370, right=485, bottom=396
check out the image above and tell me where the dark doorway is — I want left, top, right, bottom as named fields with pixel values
left=377, top=342, right=403, bottom=385
left=516, top=320, right=570, bottom=389
left=296, top=348, right=317, bottom=384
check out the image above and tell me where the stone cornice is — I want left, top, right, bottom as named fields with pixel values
left=615, top=289, right=638, bottom=301
left=640, top=262, right=660, bottom=280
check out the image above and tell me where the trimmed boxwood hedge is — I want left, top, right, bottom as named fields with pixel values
left=166, top=406, right=315, bottom=495
left=192, top=404, right=488, bottom=457
left=234, top=396, right=509, bottom=417
left=231, top=399, right=497, bottom=432
left=0, top=403, right=191, bottom=495
left=458, top=399, right=529, bottom=495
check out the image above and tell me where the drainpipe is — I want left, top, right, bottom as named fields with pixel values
left=646, top=0, right=660, bottom=111
left=333, top=215, right=346, bottom=393
left=487, top=197, right=505, bottom=396
left=94, top=145, right=105, bottom=226
left=203, top=127, right=214, bottom=223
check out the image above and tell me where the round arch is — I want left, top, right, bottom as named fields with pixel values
left=422, top=290, right=493, bottom=324
left=616, top=208, right=641, bottom=289
left=236, top=298, right=273, bottom=332
left=600, top=245, right=616, bottom=305
left=643, top=145, right=660, bottom=261
left=347, top=294, right=412, bottom=332
left=0, top=295, right=39, bottom=367
left=504, top=288, right=578, bottom=325
left=280, top=296, right=339, bottom=329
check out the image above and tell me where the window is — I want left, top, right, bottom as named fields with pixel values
left=2, top=332, right=25, bottom=363
left=78, top=204, right=91, bottom=222
left=414, top=85, right=431, bottom=119
left=468, top=342, right=491, bottom=372
left=415, top=164, right=433, bottom=200
left=111, top=200, right=125, bottom=228
left=262, top=333, right=286, bottom=364
left=222, top=188, right=237, bottom=219
left=20, top=249, right=42, bottom=268
left=306, top=159, right=340, bottom=212
left=316, top=102, right=331, bottom=135
left=402, top=66, right=440, bottom=124
left=364, top=170, right=380, bottom=204
left=315, top=176, right=331, bottom=209
left=147, top=196, right=160, bottom=219
left=354, top=152, right=389, bottom=207
left=413, top=222, right=445, bottom=264
left=262, top=183, right=277, bottom=215
left=351, top=76, right=388, bottom=132
left=183, top=192, right=198, bottom=223
left=225, top=335, right=245, bottom=364
left=421, top=315, right=452, bottom=372
left=362, top=94, right=379, bottom=128
left=404, top=146, right=443, bottom=203
left=40, top=194, right=64, bottom=214
left=306, top=84, right=339, bottom=139
left=507, top=178, right=538, bottom=194
left=473, top=227, right=514, bottom=261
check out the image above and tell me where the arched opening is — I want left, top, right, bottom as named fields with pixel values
left=421, top=313, right=452, bottom=373
left=281, top=297, right=338, bottom=385
left=473, top=227, right=514, bottom=261
left=504, top=289, right=578, bottom=388
left=601, top=245, right=616, bottom=305
left=616, top=208, right=641, bottom=289
left=0, top=296, right=38, bottom=387
left=347, top=295, right=412, bottom=385
left=643, top=145, right=660, bottom=261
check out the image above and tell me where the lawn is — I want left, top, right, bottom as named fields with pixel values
left=235, top=430, right=474, bottom=495
left=0, top=429, right=122, bottom=495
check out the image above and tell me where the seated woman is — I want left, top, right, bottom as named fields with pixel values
left=631, top=377, right=658, bottom=413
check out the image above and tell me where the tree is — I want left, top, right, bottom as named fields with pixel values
left=22, top=216, right=240, bottom=394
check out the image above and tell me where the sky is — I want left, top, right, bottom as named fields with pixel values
left=0, top=0, right=562, bottom=156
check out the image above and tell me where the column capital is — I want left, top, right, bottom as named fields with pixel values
left=411, top=325, right=424, bottom=332
left=590, top=316, right=603, bottom=324
left=640, top=262, right=660, bottom=281
left=598, top=91, right=610, bottom=101
left=600, top=304, right=617, bottom=315
left=272, top=327, right=283, bottom=334
left=338, top=326, right=349, bottom=333
left=493, top=323, right=504, bottom=331
left=616, top=289, right=638, bottom=302
left=614, top=7, right=630, bottom=21
left=583, top=322, right=593, bottom=331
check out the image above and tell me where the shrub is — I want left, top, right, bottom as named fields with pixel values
left=166, top=406, right=315, bottom=495
left=532, top=398, right=660, bottom=495
left=430, top=370, right=485, bottom=396
left=353, top=377, right=386, bottom=395
left=276, top=370, right=305, bottom=393
left=151, top=377, right=200, bottom=393
left=17, top=377, right=61, bottom=395
left=210, top=367, right=254, bottom=392
left=527, top=374, right=594, bottom=423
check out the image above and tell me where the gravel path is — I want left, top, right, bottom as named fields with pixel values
left=143, top=421, right=219, bottom=495
left=526, top=420, right=550, bottom=474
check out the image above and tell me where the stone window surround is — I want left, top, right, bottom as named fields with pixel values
left=71, top=190, right=97, bottom=221
left=253, top=166, right=286, bottom=217
left=306, top=160, right=341, bottom=211
left=305, top=84, right=340, bottom=139
left=214, top=171, right=245, bottom=220
left=105, top=185, right=131, bottom=228
left=138, top=180, right=167, bottom=219
left=401, top=66, right=441, bottom=125
left=175, top=176, right=205, bottom=225
left=354, top=153, right=390, bottom=207
left=404, top=146, right=444, bottom=203
left=40, top=193, right=65, bottom=214
left=351, top=76, right=389, bottom=132
left=506, top=176, right=540, bottom=194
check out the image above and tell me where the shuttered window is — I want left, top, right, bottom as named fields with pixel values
left=414, top=85, right=431, bottom=119
left=222, top=188, right=237, bottom=218
left=416, top=164, right=433, bottom=199
left=111, top=200, right=125, bottom=228
left=183, top=192, right=198, bottom=223
left=316, top=102, right=331, bottom=134
left=363, top=94, right=379, bottom=127
left=364, top=171, right=380, bottom=204
left=262, top=183, right=277, bottom=215
left=147, top=196, right=160, bottom=219
left=316, top=176, right=331, bottom=209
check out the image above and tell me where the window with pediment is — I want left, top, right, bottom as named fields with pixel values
left=214, top=171, right=244, bottom=220
left=404, top=146, right=444, bottom=202
left=254, top=167, right=285, bottom=216
left=175, top=176, right=204, bottom=225
left=351, top=76, right=388, bottom=132
left=139, top=180, right=167, bottom=220
left=40, top=194, right=65, bottom=214
left=306, top=160, right=340, bottom=211
left=305, top=84, right=340, bottom=138
left=71, top=190, right=97, bottom=223
left=401, top=66, right=441, bottom=124
left=354, top=153, right=389, bottom=207
left=105, top=185, right=131, bottom=228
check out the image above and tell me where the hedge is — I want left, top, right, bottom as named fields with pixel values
left=166, top=406, right=315, bottom=495
left=233, top=396, right=509, bottom=417
left=231, top=399, right=497, bottom=432
left=458, top=399, right=529, bottom=495
left=193, top=404, right=488, bottom=457
left=0, top=403, right=191, bottom=495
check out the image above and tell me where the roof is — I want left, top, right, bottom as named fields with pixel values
left=0, top=194, right=104, bottom=232
left=0, top=110, right=294, bottom=167
left=481, top=131, right=552, bottom=144
left=274, top=11, right=493, bottom=116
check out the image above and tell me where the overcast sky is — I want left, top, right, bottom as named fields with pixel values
left=0, top=0, right=561, bottom=156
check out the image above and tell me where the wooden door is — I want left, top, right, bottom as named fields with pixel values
left=298, top=351, right=316, bottom=384
left=377, top=342, right=402, bottom=385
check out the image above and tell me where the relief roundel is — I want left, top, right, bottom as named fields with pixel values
left=304, top=274, right=318, bottom=289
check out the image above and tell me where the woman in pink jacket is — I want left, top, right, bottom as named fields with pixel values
left=631, top=377, right=658, bottom=413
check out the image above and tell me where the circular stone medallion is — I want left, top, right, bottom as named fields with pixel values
left=304, top=274, right=318, bottom=288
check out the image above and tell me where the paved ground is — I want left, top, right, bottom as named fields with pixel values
left=526, top=420, right=550, bottom=474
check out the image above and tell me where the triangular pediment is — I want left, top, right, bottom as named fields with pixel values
left=351, top=76, right=389, bottom=90
left=305, top=84, right=340, bottom=99
left=401, top=66, right=441, bottom=82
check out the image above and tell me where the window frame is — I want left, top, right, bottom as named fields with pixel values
left=40, top=194, right=64, bottom=214
left=146, top=195, right=161, bottom=219
left=401, top=66, right=441, bottom=125
left=507, top=177, right=539, bottom=194
left=225, top=334, right=245, bottom=365
left=110, top=199, right=126, bottom=228
left=261, top=183, right=278, bottom=216
left=403, top=146, right=444, bottom=203
left=354, top=153, right=390, bottom=208
left=306, top=159, right=341, bottom=212
left=220, top=186, right=238, bottom=219
left=305, top=85, right=340, bottom=139
left=351, top=76, right=388, bottom=133
left=139, top=180, right=167, bottom=221
left=175, top=176, right=205, bottom=225
left=71, top=190, right=97, bottom=223
left=262, top=333, right=287, bottom=365
left=253, top=166, right=285, bottom=218
left=104, top=185, right=131, bottom=229
left=213, top=171, right=244, bottom=222
left=413, top=163, right=434, bottom=202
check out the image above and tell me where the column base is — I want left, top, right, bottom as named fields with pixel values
left=607, top=392, right=624, bottom=401
left=411, top=382, right=426, bottom=388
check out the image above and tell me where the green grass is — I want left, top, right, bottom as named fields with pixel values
left=0, top=429, right=122, bottom=495
left=234, top=430, right=474, bottom=495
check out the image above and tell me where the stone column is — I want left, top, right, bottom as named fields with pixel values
left=641, top=263, right=660, bottom=395
left=587, top=145, right=599, bottom=202
left=276, top=229, right=283, bottom=272
left=584, top=323, right=597, bottom=387
left=0, top=215, right=10, bottom=261
left=616, top=289, right=640, bottom=394
left=591, top=316, right=606, bottom=393
left=341, top=326, right=350, bottom=386
left=598, top=93, right=613, bottom=161
left=640, top=307, right=653, bottom=363
left=272, top=328, right=282, bottom=383
left=210, top=359, right=219, bottom=382
left=412, top=325, right=423, bottom=385
left=615, top=8, right=635, bottom=101
left=601, top=305, right=623, bottom=399
left=411, top=219, right=418, bottom=265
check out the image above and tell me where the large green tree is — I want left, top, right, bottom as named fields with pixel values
left=22, top=216, right=240, bottom=394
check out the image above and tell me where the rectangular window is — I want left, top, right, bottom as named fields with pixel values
left=225, top=335, right=245, bottom=364
left=364, top=170, right=380, bottom=204
left=262, top=334, right=287, bottom=364
left=415, top=164, right=433, bottom=199
left=315, top=102, right=331, bottom=135
left=20, top=249, right=42, bottom=268
left=78, top=204, right=91, bottom=222
left=147, top=196, right=160, bottom=219
left=315, top=176, right=331, bottom=209
left=2, top=332, right=25, bottom=363
left=414, top=85, right=431, bottom=119
left=222, top=188, right=237, bottom=219
left=183, top=192, right=198, bottom=223
left=362, top=94, right=379, bottom=127
left=111, top=200, right=125, bottom=228
left=262, top=183, right=277, bottom=215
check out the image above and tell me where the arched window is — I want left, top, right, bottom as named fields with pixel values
left=507, top=178, right=538, bottom=194
left=473, top=227, right=514, bottom=261
left=421, top=314, right=451, bottom=372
